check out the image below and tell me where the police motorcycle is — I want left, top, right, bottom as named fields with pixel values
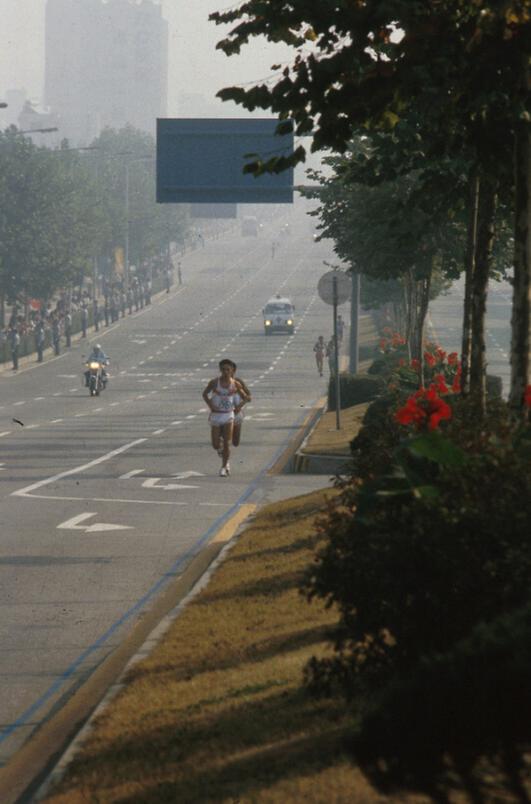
left=83, top=346, right=109, bottom=397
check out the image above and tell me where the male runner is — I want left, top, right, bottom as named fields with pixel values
left=313, top=335, right=326, bottom=377
left=202, top=360, right=248, bottom=476
left=230, top=362, right=252, bottom=447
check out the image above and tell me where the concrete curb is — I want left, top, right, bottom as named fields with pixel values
left=4, top=400, right=330, bottom=803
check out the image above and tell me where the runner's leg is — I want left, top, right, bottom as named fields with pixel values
left=211, top=425, right=221, bottom=452
left=221, top=421, right=233, bottom=468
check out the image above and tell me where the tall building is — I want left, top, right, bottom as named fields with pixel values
left=44, top=0, right=167, bottom=145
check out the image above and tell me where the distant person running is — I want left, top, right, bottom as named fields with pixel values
left=230, top=362, right=251, bottom=447
left=313, top=335, right=326, bottom=377
left=202, top=359, right=247, bottom=477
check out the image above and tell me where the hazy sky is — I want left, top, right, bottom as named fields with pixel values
left=0, top=0, right=294, bottom=114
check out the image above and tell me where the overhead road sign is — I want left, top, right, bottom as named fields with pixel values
left=190, top=203, right=237, bottom=219
left=157, top=118, right=294, bottom=205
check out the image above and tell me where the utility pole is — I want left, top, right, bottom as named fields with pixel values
left=349, top=271, right=361, bottom=374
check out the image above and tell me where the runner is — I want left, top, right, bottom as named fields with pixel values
left=230, top=362, right=252, bottom=447
left=313, top=335, right=326, bottom=377
left=202, top=360, right=248, bottom=477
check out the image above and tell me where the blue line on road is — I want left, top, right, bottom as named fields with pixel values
left=0, top=400, right=318, bottom=746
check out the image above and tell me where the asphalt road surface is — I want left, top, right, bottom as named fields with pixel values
left=0, top=207, right=338, bottom=767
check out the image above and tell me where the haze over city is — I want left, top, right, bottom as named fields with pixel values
left=0, top=0, right=292, bottom=122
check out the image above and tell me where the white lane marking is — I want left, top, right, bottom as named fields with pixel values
left=142, top=478, right=198, bottom=491
left=0, top=431, right=11, bottom=438
left=50, top=419, right=63, bottom=424
left=136, top=394, right=147, bottom=399
left=57, top=512, right=133, bottom=533
left=25, top=424, right=39, bottom=430
left=120, top=469, right=145, bottom=479
left=186, top=415, right=196, bottom=419
left=172, top=470, right=204, bottom=479
left=57, top=374, right=77, bottom=378
left=34, top=397, right=45, bottom=401
left=13, top=401, right=26, bottom=407
left=0, top=463, right=5, bottom=470
left=12, top=437, right=147, bottom=498
left=109, top=402, right=120, bottom=407
left=53, top=392, right=61, bottom=397
left=171, top=420, right=182, bottom=425
left=70, top=388, right=78, bottom=392
left=152, top=429, right=166, bottom=435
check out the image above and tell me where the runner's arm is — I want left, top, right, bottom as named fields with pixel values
left=235, top=377, right=251, bottom=402
left=202, top=379, right=216, bottom=410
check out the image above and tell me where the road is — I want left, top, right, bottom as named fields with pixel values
left=0, top=207, right=336, bottom=768
left=428, top=277, right=513, bottom=397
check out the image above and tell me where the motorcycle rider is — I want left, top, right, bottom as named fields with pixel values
left=84, top=343, right=109, bottom=387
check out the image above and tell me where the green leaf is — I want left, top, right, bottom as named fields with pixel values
left=406, top=432, right=467, bottom=468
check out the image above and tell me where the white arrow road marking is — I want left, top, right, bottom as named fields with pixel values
left=142, top=478, right=199, bottom=491
left=57, top=512, right=133, bottom=532
left=120, top=468, right=145, bottom=479
left=171, top=470, right=204, bottom=479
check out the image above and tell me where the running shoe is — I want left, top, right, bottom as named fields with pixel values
left=225, top=462, right=231, bottom=475
left=219, top=466, right=228, bottom=477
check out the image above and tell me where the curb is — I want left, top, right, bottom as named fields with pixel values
left=2, top=400, right=327, bottom=803
left=267, top=395, right=327, bottom=475
left=1, top=505, right=256, bottom=804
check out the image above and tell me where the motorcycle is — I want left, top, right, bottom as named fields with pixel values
left=84, top=359, right=108, bottom=396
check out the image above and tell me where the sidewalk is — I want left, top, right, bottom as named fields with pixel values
left=293, top=313, right=379, bottom=473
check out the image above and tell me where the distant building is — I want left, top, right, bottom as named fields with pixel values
left=44, top=0, right=168, bottom=145
left=17, top=100, right=61, bottom=146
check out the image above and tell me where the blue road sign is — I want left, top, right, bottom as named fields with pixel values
left=157, top=118, right=293, bottom=204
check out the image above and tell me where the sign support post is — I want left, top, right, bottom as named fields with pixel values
left=317, top=269, right=351, bottom=431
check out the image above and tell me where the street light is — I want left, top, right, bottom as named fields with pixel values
left=123, top=153, right=155, bottom=289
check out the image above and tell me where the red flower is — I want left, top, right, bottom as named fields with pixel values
left=411, top=358, right=420, bottom=370
left=447, top=352, right=459, bottom=366
left=451, top=373, right=462, bottom=393
left=395, top=387, right=452, bottom=431
left=524, top=385, right=531, bottom=408
left=424, top=352, right=436, bottom=368
left=379, top=338, right=387, bottom=351
left=430, top=373, right=449, bottom=395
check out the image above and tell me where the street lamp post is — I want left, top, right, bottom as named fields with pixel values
left=123, top=154, right=154, bottom=290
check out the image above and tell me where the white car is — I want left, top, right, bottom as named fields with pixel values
left=263, top=296, right=295, bottom=335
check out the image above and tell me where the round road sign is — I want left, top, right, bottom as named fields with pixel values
left=317, top=270, right=351, bottom=305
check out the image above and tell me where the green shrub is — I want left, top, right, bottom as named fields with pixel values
left=303, top=423, right=531, bottom=697
left=357, top=602, right=531, bottom=776
left=328, top=373, right=383, bottom=410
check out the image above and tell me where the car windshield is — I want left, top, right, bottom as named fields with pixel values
left=265, top=303, right=292, bottom=314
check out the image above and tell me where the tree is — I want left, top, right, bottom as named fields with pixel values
left=210, top=0, right=530, bottom=413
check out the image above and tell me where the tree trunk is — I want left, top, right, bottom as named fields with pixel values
left=415, top=271, right=432, bottom=388
left=509, top=123, right=531, bottom=415
left=404, top=270, right=414, bottom=363
left=469, top=173, right=497, bottom=416
left=461, top=172, right=480, bottom=396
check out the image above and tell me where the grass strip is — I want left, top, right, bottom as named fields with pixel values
left=43, top=487, right=400, bottom=803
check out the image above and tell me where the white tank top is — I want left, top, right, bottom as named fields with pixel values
left=211, top=379, right=237, bottom=413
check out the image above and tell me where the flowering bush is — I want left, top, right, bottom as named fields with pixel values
left=395, top=387, right=452, bottom=431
